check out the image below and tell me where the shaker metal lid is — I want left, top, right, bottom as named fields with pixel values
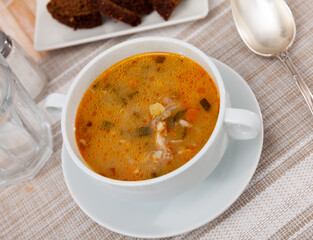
left=0, top=31, right=12, bottom=58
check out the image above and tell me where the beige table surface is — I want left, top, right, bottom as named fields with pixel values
left=1, top=0, right=313, bottom=239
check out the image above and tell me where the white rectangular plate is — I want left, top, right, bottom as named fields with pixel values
left=34, top=0, right=209, bottom=51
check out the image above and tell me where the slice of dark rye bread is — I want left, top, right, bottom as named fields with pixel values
left=151, top=0, right=181, bottom=20
left=97, top=0, right=142, bottom=26
left=47, top=0, right=181, bottom=29
left=110, top=0, right=153, bottom=15
left=47, top=0, right=102, bottom=30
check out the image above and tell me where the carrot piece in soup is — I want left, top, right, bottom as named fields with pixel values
left=186, top=108, right=199, bottom=122
left=197, top=87, right=206, bottom=94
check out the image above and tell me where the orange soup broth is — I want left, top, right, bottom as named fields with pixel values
left=75, top=52, right=220, bottom=181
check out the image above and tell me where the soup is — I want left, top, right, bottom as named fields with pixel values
left=75, top=52, right=219, bottom=181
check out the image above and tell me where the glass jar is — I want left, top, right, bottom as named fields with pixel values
left=0, top=54, right=52, bottom=185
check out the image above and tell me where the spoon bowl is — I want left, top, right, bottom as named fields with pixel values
left=232, top=0, right=296, bottom=56
left=232, top=0, right=313, bottom=115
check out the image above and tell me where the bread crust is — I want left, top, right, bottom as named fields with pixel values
left=152, top=0, right=181, bottom=20
left=97, top=0, right=142, bottom=27
left=111, top=0, right=153, bottom=15
left=47, top=0, right=102, bottom=30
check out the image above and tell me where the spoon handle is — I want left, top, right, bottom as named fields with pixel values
left=277, top=50, right=313, bottom=115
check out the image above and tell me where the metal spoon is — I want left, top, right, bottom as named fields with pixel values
left=231, top=0, right=313, bottom=115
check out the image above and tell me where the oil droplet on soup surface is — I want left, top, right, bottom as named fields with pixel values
left=75, top=52, right=220, bottom=181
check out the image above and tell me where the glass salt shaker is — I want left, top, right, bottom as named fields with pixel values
left=0, top=30, right=47, bottom=101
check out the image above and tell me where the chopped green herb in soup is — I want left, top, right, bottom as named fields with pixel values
left=75, top=52, right=220, bottom=181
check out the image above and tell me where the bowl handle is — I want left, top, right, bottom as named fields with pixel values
left=224, top=108, right=262, bottom=140
left=45, top=93, right=66, bottom=116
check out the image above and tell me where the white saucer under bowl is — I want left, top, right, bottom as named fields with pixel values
left=62, top=58, right=263, bottom=238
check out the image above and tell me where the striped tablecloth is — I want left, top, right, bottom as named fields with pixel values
left=1, top=0, right=313, bottom=239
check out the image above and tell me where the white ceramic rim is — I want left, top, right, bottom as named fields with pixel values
left=61, top=37, right=226, bottom=188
